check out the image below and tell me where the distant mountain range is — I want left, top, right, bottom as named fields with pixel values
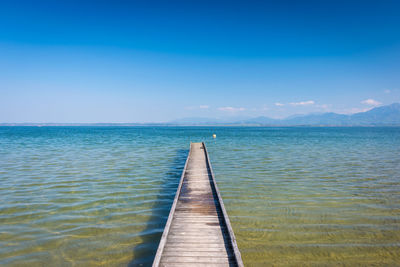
left=2, top=103, right=400, bottom=126
left=170, top=103, right=400, bottom=126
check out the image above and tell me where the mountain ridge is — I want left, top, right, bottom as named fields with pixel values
left=171, top=103, right=400, bottom=126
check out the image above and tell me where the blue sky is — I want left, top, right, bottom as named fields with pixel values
left=1, top=0, right=399, bottom=122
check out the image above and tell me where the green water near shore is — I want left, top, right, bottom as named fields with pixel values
left=1, top=127, right=399, bottom=266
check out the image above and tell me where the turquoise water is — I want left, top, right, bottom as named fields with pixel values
left=0, top=127, right=399, bottom=266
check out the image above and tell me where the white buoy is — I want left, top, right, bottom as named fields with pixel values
left=212, top=134, right=216, bottom=138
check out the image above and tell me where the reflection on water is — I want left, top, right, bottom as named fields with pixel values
left=0, top=127, right=399, bottom=266
left=128, top=149, right=187, bottom=267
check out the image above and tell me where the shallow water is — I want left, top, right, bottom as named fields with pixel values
left=0, top=127, right=399, bottom=266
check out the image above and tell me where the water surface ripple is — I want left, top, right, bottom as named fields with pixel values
left=0, top=127, right=399, bottom=266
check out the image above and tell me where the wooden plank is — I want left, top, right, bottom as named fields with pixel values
left=171, top=216, right=222, bottom=219
left=160, top=256, right=234, bottom=263
left=161, top=251, right=232, bottom=257
left=170, top=218, right=220, bottom=222
left=159, top=264, right=231, bottom=267
left=166, top=236, right=226, bottom=242
left=167, top=231, right=226, bottom=237
left=171, top=225, right=224, bottom=229
left=170, top=217, right=222, bottom=220
left=169, top=228, right=227, bottom=233
left=164, top=243, right=226, bottom=251
left=173, top=214, right=212, bottom=220
left=164, top=237, right=227, bottom=242
left=167, top=229, right=225, bottom=235
left=163, top=246, right=229, bottom=252
left=170, top=220, right=220, bottom=224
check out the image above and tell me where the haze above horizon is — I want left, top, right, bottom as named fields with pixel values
left=1, top=0, right=400, bottom=123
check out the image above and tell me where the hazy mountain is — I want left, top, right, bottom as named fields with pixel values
left=246, top=103, right=400, bottom=126
left=349, top=103, right=400, bottom=125
left=282, top=112, right=351, bottom=125
left=172, top=103, right=400, bottom=126
left=239, top=116, right=278, bottom=124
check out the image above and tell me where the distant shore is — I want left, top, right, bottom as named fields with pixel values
left=1, top=123, right=400, bottom=127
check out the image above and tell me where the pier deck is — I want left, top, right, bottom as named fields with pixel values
left=153, top=142, right=243, bottom=267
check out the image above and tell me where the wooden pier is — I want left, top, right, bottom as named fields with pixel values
left=153, top=142, right=243, bottom=267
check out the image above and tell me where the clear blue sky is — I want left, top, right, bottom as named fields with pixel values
left=1, top=0, right=399, bottom=122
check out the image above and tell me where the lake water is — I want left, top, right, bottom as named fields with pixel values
left=0, top=127, right=399, bottom=266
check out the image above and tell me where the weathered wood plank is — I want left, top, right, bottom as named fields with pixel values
left=167, top=229, right=226, bottom=235
left=171, top=215, right=222, bottom=218
left=163, top=246, right=229, bottom=252
left=166, top=237, right=226, bottom=242
left=162, top=247, right=231, bottom=252
left=169, top=229, right=227, bottom=233
left=170, top=215, right=220, bottom=219
left=163, top=245, right=229, bottom=250
left=161, top=251, right=232, bottom=257
left=160, top=256, right=234, bottom=263
left=170, top=219, right=221, bottom=223
left=167, top=231, right=226, bottom=237
left=159, top=264, right=231, bottom=267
